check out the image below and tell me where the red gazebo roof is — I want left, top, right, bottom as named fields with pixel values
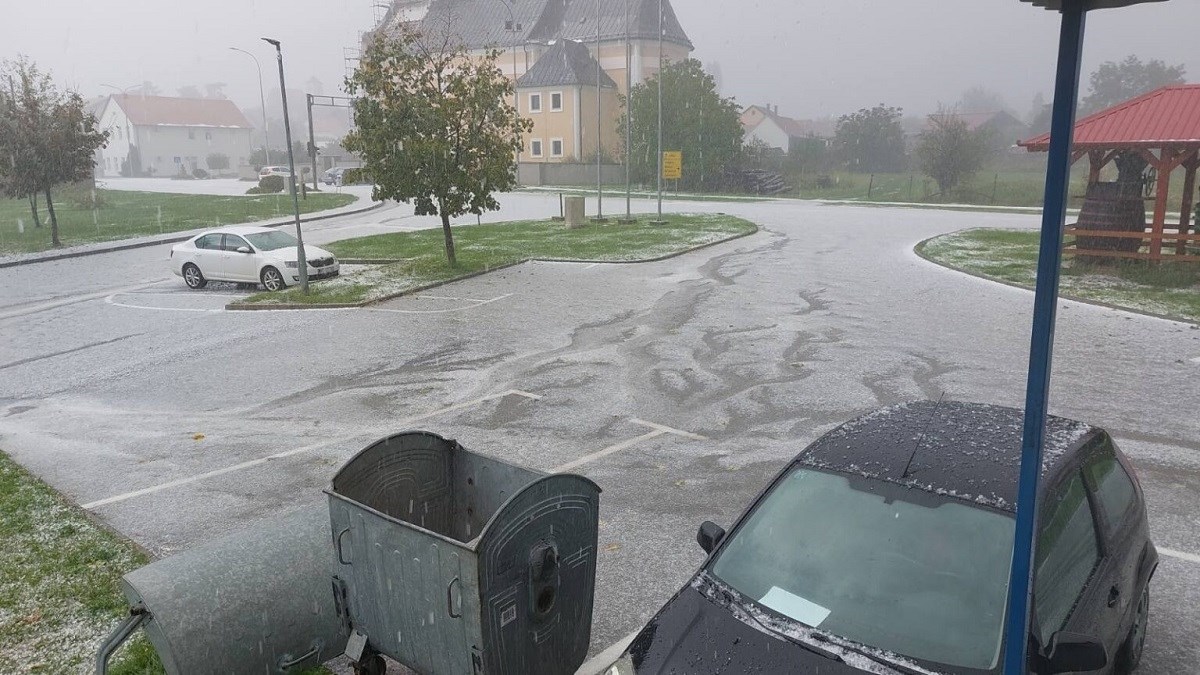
left=1020, top=84, right=1200, bottom=150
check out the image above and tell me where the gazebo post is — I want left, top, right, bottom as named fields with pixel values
left=1150, top=151, right=1172, bottom=261
left=1178, top=155, right=1197, bottom=256
left=1087, top=150, right=1104, bottom=185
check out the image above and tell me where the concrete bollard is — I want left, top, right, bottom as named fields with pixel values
left=564, top=195, right=586, bottom=229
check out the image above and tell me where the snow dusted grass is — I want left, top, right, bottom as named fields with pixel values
left=241, top=213, right=757, bottom=306
left=0, top=450, right=161, bottom=674
left=919, top=228, right=1200, bottom=323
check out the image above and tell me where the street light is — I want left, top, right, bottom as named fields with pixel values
left=499, top=0, right=522, bottom=162
left=261, top=37, right=309, bottom=294
left=229, top=47, right=272, bottom=168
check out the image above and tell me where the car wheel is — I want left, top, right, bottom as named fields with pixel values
left=260, top=266, right=286, bottom=292
left=1116, top=585, right=1149, bottom=673
left=182, top=263, right=207, bottom=290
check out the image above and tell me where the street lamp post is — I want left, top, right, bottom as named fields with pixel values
left=655, top=0, right=664, bottom=222
left=261, top=37, right=309, bottom=294
left=229, top=47, right=272, bottom=168
left=593, top=0, right=605, bottom=222
left=622, top=0, right=633, bottom=223
left=501, top=1, right=521, bottom=162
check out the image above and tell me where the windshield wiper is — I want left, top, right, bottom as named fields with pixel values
left=732, top=598, right=845, bottom=662
left=808, top=633, right=929, bottom=675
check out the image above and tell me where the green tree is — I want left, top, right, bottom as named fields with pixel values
left=0, top=57, right=107, bottom=247
left=344, top=25, right=528, bottom=266
left=916, top=109, right=991, bottom=198
left=1080, top=55, right=1186, bottom=115
left=622, top=59, right=743, bottom=191
left=835, top=104, right=907, bottom=173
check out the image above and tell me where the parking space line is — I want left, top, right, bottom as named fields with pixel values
left=81, top=389, right=541, bottom=510
left=105, top=294, right=225, bottom=313
left=0, top=279, right=170, bottom=321
left=552, top=418, right=708, bottom=473
left=367, top=293, right=513, bottom=315
left=1160, top=547, right=1200, bottom=564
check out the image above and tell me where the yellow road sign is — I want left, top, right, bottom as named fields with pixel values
left=662, top=151, right=682, bottom=180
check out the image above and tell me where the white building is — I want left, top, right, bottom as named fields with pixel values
left=97, top=95, right=255, bottom=177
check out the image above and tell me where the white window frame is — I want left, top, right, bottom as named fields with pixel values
left=550, top=91, right=563, bottom=112
left=528, top=92, right=542, bottom=113
left=530, top=138, right=543, bottom=157
left=550, top=138, right=564, bottom=158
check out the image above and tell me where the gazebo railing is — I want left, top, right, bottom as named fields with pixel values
left=1064, top=225, right=1200, bottom=262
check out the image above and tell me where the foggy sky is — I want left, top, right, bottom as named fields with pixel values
left=4, top=0, right=1199, bottom=122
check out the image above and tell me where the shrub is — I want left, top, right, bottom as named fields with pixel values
left=206, top=153, right=230, bottom=171
left=192, top=168, right=209, bottom=179
left=342, top=168, right=369, bottom=185
left=258, top=174, right=286, bottom=193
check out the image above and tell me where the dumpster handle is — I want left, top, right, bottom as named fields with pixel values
left=278, top=641, right=322, bottom=670
left=336, top=527, right=352, bottom=565
left=447, top=577, right=462, bottom=618
left=95, top=605, right=147, bottom=675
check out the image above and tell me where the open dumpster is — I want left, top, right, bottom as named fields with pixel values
left=327, top=431, right=602, bottom=675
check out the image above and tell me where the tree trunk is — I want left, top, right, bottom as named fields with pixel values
left=45, top=189, right=60, bottom=248
left=440, top=209, right=457, bottom=267
left=28, top=193, right=41, bottom=228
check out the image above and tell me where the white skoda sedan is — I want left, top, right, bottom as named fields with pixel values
left=169, top=226, right=340, bottom=292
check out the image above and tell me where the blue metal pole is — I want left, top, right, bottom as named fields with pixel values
left=1001, top=2, right=1087, bottom=673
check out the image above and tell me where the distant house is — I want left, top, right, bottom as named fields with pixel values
left=740, top=105, right=830, bottom=154
left=517, top=39, right=619, bottom=163
left=96, top=95, right=255, bottom=177
left=318, top=140, right=364, bottom=172
left=928, top=111, right=1030, bottom=152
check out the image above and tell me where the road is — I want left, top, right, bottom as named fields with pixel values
left=1, top=192, right=1197, bottom=673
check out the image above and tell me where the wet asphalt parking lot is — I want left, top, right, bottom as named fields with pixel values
left=1, top=192, right=1197, bottom=673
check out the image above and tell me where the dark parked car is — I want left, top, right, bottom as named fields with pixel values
left=607, top=401, right=1156, bottom=675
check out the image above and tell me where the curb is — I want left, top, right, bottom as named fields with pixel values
left=0, top=199, right=386, bottom=270
left=225, top=223, right=761, bottom=312
left=913, top=231, right=1200, bottom=327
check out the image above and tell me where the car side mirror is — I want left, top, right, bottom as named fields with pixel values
left=236, top=246, right=251, bottom=254
left=1046, top=631, right=1107, bottom=673
left=696, top=521, right=726, bottom=554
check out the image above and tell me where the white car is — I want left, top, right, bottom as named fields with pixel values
left=259, top=166, right=293, bottom=179
left=170, top=226, right=340, bottom=292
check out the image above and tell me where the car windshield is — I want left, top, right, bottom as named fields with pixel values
left=709, top=467, right=1014, bottom=671
left=245, top=231, right=298, bottom=251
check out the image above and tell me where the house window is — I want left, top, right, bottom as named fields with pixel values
left=550, top=92, right=563, bottom=111
left=205, top=131, right=212, bottom=141
left=173, top=156, right=181, bottom=164
left=550, top=138, right=563, bottom=157
left=528, top=93, right=542, bottom=113
left=188, top=129, right=195, bottom=140
left=530, top=139, right=543, bottom=157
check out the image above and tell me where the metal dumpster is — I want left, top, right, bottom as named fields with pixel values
left=326, top=431, right=601, bottom=675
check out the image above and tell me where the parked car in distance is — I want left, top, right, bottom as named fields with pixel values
left=322, top=167, right=346, bottom=186
left=259, top=165, right=293, bottom=179
left=607, top=401, right=1156, bottom=675
left=170, top=226, right=340, bottom=292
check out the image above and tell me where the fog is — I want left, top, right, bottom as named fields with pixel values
left=4, top=0, right=1198, bottom=121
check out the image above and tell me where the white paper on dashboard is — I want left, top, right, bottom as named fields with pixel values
left=759, top=586, right=832, bottom=627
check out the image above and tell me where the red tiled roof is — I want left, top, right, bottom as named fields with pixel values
left=111, top=94, right=253, bottom=129
left=1020, top=84, right=1200, bottom=150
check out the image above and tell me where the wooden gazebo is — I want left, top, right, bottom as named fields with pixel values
left=1019, top=84, right=1200, bottom=262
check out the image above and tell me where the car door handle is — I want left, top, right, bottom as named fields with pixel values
left=1107, top=585, right=1120, bottom=607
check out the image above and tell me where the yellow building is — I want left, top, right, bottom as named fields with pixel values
left=372, top=0, right=693, bottom=166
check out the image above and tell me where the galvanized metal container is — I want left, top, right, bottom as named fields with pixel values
left=326, top=431, right=601, bottom=675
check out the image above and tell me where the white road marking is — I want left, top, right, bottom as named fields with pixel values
left=105, top=294, right=224, bottom=313
left=1160, top=547, right=1200, bottom=564
left=0, top=279, right=171, bottom=321
left=575, top=628, right=640, bottom=675
left=367, top=293, right=513, bottom=315
left=552, top=419, right=708, bottom=473
left=82, top=389, right=541, bottom=510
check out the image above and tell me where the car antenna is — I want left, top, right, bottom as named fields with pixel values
left=901, top=393, right=945, bottom=479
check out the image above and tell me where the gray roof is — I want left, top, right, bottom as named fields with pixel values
left=516, top=40, right=616, bottom=89
left=382, top=0, right=692, bottom=50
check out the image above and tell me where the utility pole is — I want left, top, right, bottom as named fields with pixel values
left=306, top=94, right=319, bottom=192
left=594, top=0, right=605, bottom=222
left=229, top=47, right=271, bottom=167
left=655, top=0, right=664, bottom=222
left=262, top=37, right=308, bottom=294
left=622, top=0, right=633, bottom=223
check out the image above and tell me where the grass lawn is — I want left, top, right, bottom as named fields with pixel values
left=240, top=212, right=757, bottom=306
left=0, top=450, right=162, bottom=674
left=0, top=189, right=356, bottom=255
left=918, top=228, right=1200, bottom=322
